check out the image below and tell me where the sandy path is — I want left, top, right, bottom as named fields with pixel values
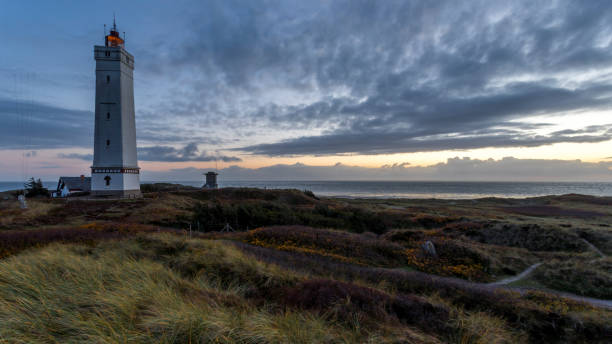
left=582, top=238, right=606, bottom=258
left=529, top=289, right=612, bottom=309
left=487, top=263, right=542, bottom=286
left=485, top=260, right=611, bottom=308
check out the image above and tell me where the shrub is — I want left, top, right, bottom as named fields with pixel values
left=384, top=229, right=491, bottom=281
left=243, top=226, right=409, bottom=267
left=303, top=189, right=319, bottom=200
left=533, top=258, right=612, bottom=299
left=24, top=177, right=49, bottom=198
left=233, top=241, right=612, bottom=343
left=140, top=183, right=198, bottom=193
left=463, top=223, right=588, bottom=252
left=282, top=279, right=451, bottom=333
left=192, top=200, right=393, bottom=233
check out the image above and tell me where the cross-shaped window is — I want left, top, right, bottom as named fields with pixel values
left=104, top=175, right=111, bottom=186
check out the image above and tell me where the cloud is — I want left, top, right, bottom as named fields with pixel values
left=138, top=143, right=241, bottom=162
left=140, top=157, right=612, bottom=182
left=0, top=98, right=92, bottom=149
left=58, top=153, right=93, bottom=161
left=4, top=0, right=612, bottom=161
left=382, top=162, right=411, bottom=168
left=238, top=125, right=612, bottom=156
left=145, top=0, right=612, bottom=156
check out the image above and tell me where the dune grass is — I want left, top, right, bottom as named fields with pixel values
left=0, top=199, right=60, bottom=229
left=0, top=234, right=442, bottom=343
left=1, top=189, right=611, bottom=343
left=0, top=230, right=610, bottom=343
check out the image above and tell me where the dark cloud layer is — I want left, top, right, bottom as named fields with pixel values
left=3, top=0, right=612, bottom=159
left=56, top=144, right=242, bottom=163
left=0, top=98, right=92, bottom=149
left=149, top=0, right=612, bottom=156
left=138, top=143, right=241, bottom=162
left=58, top=153, right=93, bottom=161
left=240, top=124, right=612, bottom=156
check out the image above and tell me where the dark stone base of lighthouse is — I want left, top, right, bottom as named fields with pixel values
left=91, top=189, right=142, bottom=199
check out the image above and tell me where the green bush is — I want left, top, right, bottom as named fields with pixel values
left=24, top=177, right=49, bottom=198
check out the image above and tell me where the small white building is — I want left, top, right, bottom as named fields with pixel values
left=55, top=176, right=91, bottom=197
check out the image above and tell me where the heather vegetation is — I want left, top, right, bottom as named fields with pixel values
left=0, top=185, right=611, bottom=343
left=532, top=257, right=612, bottom=299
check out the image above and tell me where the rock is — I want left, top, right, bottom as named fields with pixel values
left=18, top=194, right=27, bottom=209
left=421, top=240, right=437, bottom=258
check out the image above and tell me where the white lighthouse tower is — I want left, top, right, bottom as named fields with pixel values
left=91, top=19, right=141, bottom=198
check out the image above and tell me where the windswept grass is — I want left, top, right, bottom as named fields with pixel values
left=0, top=222, right=163, bottom=259
left=1, top=189, right=611, bottom=343
left=0, top=199, right=60, bottom=229
left=0, top=234, right=442, bottom=343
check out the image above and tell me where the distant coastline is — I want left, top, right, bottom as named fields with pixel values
left=3, top=180, right=612, bottom=199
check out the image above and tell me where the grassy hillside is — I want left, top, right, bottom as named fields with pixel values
left=0, top=185, right=610, bottom=342
left=1, top=231, right=609, bottom=343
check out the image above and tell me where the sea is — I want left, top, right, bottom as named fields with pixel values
left=3, top=180, right=612, bottom=199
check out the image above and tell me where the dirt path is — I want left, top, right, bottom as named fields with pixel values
left=238, top=242, right=612, bottom=310
left=485, top=261, right=611, bottom=308
left=497, top=285, right=612, bottom=309
left=582, top=238, right=606, bottom=258
left=487, top=263, right=542, bottom=286
left=520, top=289, right=612, bottom=309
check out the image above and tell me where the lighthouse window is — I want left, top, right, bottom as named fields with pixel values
left=106, top=139, right=110, bottom=146
left=104, top=176, right=111, bottom=186
left=106, top=112, right=110, bottom=120
left=106, top=75, right=110, bottom=83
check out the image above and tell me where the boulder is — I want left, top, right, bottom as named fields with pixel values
left=421, top=240, right=437, bottom=258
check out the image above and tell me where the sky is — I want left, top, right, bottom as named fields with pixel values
left=1, top=0, right=611, bottom=181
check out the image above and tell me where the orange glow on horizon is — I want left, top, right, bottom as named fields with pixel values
left=137, top=139, right=612, bottom=171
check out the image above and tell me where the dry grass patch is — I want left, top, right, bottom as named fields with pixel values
left=127, top=193, right=195, bottom=226
left=0, top=199, right=60, bottom=228
left=0, top=234, right=443, bottom=343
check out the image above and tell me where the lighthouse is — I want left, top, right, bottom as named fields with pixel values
left=91, top=19, right=141, bottom=198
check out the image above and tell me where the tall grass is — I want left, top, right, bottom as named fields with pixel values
left=0, top=223, right=164, bottom=259
left=0, top=200, right=59, bottom=229
left=233, top=240, right=612, bottom=343
left=0, top=234, right=440, bottom=343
